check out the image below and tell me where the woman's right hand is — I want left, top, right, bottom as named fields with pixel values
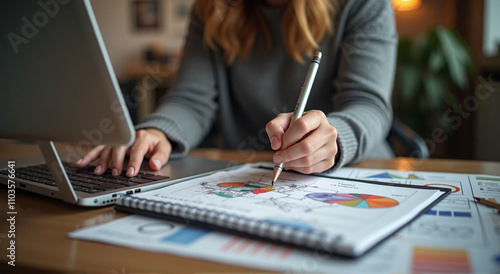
left=75, top=128, right=172, bottom=177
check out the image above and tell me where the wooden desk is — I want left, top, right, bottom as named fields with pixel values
left=1, top=140, right=499, bottom=272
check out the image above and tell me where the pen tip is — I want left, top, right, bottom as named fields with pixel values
left=271, top=168, right=281, bottom=185
left=473, top=197, right=481, bottom=202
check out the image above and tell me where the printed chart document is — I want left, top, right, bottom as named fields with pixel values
left=69, top=167, right=500, bottom=273
left=113, top=164, right=449, bottom=257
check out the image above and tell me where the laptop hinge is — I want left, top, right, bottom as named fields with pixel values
left=38, top=141, right=78, bottom=204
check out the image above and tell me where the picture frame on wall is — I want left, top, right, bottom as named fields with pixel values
left=166, top=0, right=194, bottom=35
left=133, top=0, right=160, bottom=30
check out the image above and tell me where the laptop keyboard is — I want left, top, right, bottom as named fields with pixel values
left=0, top=162, right=170, bottom=193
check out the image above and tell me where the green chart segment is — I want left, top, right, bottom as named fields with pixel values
left=306, top=193, right=399, bottom=208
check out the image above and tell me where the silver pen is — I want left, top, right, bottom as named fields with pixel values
left=272, top=51, right=322, bottom=185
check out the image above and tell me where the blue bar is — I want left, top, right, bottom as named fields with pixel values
left=424, top=210, right=437, bottom=215
left=453, top=211, right=472, bottom=218
left=161, top=227, right=211, bottom=245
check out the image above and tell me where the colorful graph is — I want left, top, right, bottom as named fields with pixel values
left=367, top=172, right=424, bottom=179
left=214, top=182, right=274, bottom=198
left=476, top=176, right=500, bottom=182
left=423, top=183, right=461, bottom=193
left=306, top=193, right=399, bottom=208
left=220, top=236, right=292, bottom=260
left=424, top=210, right=472, bottom=218
left=161, top=227, right=211, bottom=245
left=412, top=247, right=470, bottom=273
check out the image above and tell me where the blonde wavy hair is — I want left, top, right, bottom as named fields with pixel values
left=194, top=0, right=337, bottom=64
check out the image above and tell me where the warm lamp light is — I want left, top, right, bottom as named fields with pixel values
left=392, top=0, right=422, bottom=11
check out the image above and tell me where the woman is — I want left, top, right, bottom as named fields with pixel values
left=77, top=0, right=397, bottom=177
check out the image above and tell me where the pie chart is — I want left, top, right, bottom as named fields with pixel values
left=306, top=193, right=399, bottom=208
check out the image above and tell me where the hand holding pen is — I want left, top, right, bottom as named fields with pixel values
left=474, top=197, right=500, bottom=210
left=265, top=51, right=339, bottom=184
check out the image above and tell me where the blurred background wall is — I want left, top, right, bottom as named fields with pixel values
left=393, top=0, right=500, bottom=161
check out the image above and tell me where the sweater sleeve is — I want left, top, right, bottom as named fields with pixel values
left=135, top=11, right=219, bottom=159
left=328, top=0, right=398, bottom=169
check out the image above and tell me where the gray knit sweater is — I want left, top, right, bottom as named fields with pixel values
left=136, top=0, right=398, bottom=169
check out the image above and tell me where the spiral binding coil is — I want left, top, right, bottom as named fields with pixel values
left=117, top=196, right=343, bottom=252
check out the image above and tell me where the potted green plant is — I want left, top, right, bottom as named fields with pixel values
left=394, top=26, right=474, bottom=140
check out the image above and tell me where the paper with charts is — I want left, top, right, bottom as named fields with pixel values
left=121, top=164, right=447, bottom=256
left=70, top=166, right=500, bottom=273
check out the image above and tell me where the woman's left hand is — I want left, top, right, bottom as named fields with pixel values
left=265, top=110, right=338, bottom=174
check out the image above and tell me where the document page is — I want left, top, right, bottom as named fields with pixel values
left=127, top=164, right=446, bottom=255
left=70, top=166, right=500, bottom=273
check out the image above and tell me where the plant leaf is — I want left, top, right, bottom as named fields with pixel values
left=428, top=49, right=445, bottom=73
left=423, top=74, right=444, bottom=112
left=435, top=27, right=468, bottom=89
left=398, top=64, right=421, bottom=103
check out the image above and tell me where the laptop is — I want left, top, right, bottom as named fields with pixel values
left=0, top=0, right=234, bottom=206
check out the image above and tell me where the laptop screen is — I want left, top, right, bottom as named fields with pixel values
left=0, top=0, right=135, bottom=147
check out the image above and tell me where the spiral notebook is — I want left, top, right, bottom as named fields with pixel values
left=115, top=164, right=450, bottom=257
